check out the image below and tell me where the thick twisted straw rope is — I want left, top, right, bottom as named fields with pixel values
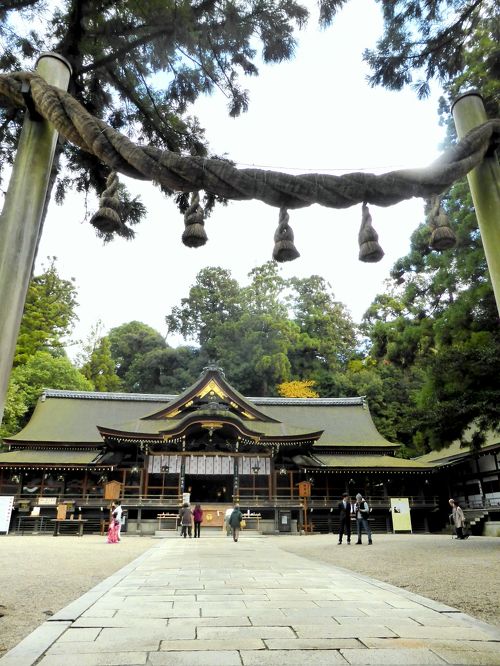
left=1, top=71, right=499, bottom=210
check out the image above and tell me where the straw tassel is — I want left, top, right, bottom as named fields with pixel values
left=428, top=196, right=456, bottom=251
left=272, top=207, right=300, bottom=262
left=90, top=171, right=122, bottom=234
left=358, top=203, right=384, bottom=263
left=182, top=191, right=208, bottom=248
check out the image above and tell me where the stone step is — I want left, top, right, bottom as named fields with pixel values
left=153, top=529, right=263, bottom=539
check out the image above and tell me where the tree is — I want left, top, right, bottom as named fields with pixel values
left=364, top=0, right=496, bottom=98
left=0, top=0, right=344, bottom=231
left=287, top=275, right=357, bottom=381
left=0, top=380, right=27, bottom=440
left=81, top=335, right=122, bottom=392
left=277, top=380, right=319, bottom=398
left=2, top=351, right=93, bottom=436
left=108, top=321, right=167, bottom=386
left=362, top=177, right=500, bottom=452
left=124, top=345, right=204, bottom=394
left=166, top=263, right=360, bottom=395
left=166, top=267, right=242, bottom=354
left=14, top=258, right=79, bottom=365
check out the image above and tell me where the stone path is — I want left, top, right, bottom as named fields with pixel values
left=2, top=535, right=500, bottom=665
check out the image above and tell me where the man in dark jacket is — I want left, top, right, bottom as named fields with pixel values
left=337, top=492, right=352, bottom=545
left=228, top=504, right=243, bottom=542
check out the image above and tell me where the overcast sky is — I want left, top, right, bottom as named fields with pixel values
left=32, top=0, right=446, bottom=355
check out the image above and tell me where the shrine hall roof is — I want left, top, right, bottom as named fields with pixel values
left=4, top=386, right=396, bottom=451
left=308, top=454, right=432, bottom=472
left=0, top=449, right=101, bottom=466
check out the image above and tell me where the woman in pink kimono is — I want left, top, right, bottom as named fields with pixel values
left=107, top=505, right=119, bottom=543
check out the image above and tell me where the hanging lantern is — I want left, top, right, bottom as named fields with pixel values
left=358, top=203, right=384, bottom=263
left=272, top=207, right=300, bottom=262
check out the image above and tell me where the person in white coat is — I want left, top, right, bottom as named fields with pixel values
left=449, top=499, right=468, bottom=539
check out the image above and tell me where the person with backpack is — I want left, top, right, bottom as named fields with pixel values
left=354, top=493, right=372, bottom=545
left=228, top=504, right=243, bottom=542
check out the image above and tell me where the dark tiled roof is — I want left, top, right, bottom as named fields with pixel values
left=5, top=387, right=394, bottom=450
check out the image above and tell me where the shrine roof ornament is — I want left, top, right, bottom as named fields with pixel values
left=0, top=71, right=498, bottom=263
left=141, top=366, right=280, bottom=423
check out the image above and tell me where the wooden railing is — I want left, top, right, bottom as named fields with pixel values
left=4, top=490, right=440, bottom=509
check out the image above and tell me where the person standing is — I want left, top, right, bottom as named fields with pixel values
left=449, top=498, right=468, bottom=539
left=106, top=504, right=119, bottom=544
left=228, top=504, right=243, bottom=542
left=337, top=492, right=352, bottom=545
left=179, top=502, right=193, bottom=538
left=354, top=493, right=372, bottom=545
left=193, top=504, right=203, bottom=538
left=224, top=506, right=233, bottom=536
left=114, top=501, right=123, bottom=541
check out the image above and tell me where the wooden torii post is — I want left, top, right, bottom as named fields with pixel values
left=0, top=53, right=71, bottom=424
left=452, top=92, right=500, bottom=316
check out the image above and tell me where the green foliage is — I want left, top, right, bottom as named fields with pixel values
left=166, top=268, right=243, bottom=353
left=123, top=345, right=204, bottom=394
left=80, top=336, right=122, bottom=392
left=2, top=351, right=93, bottom=436
left=364, top=1, right=495, bottom=97
left=362, top=2, right=500, bottom=457
left=287, top=275, right=357, bottom=375
left=108, top=320, right=167, bottom=382
left=0, top=381, right=27, bottom=440
left=362, top=173, right=500, bottom=453
left=166, top=262, right=358, bottom=395
left=14, top=258, right=78, bottom=365
left=0, top=0, right=340, bottom=223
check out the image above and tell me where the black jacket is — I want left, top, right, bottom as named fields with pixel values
left=338, top=500, right=351, bottom=521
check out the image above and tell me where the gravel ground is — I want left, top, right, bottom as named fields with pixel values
left=0, top=533, right=499, bottom=657
left=0, top=535, right=155, bottom=657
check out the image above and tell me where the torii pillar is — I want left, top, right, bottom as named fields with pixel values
left=0, top=53, right=71, bottom=424
left=452, top=91, right=500, bottom=316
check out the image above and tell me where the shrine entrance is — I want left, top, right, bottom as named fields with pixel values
left=184, top=474, right=233, bottom=503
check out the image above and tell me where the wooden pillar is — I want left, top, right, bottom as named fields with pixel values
left=0, top=53, right=72, bottom=423
left=179, top=456, right=186, bottom=495
left=452, top=92, right=500, bottom=315
left=233, top=456, right=240, bottom=503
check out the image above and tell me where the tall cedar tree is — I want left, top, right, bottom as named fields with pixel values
left=362, top=10, right=499, bottom=453
left=0, top=0, right=347, bottom=236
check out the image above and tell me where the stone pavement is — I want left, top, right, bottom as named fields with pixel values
left=2, top=535, right=500, bottom=666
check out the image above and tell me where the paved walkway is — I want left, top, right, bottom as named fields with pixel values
left=2, top=535, right=500, bottom=665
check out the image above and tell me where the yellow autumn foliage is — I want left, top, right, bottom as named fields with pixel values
left=277, top=380, right=319, bottom=398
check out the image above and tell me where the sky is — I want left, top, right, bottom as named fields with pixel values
left=31, top=0, right=446, bottom=356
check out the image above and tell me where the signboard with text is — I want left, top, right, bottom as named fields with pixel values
left=0, top=496, right=14, bottom=533
left=390, top=497, right=412, bottom=532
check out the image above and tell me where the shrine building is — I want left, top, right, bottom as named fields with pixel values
left=1, top=365, right=499, bottom=535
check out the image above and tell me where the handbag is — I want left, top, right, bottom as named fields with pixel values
left=240, top=519, right=246, bottom=529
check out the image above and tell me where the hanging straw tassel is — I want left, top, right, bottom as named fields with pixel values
left=90, top=171, right=122, bottom=234
left=182, top=191, right=208, bottom=248
left=358, top=203, right=384, bottom=263
left=272, top=207, right=300, bottom=262
left=427, top=196, right=456, bottom=250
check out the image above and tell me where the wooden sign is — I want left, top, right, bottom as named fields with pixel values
left=57, top=503, right=67, bottom=520
left=298, top=481, right=311, bottom=497
left=104, top=481, right=122, bottom=500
